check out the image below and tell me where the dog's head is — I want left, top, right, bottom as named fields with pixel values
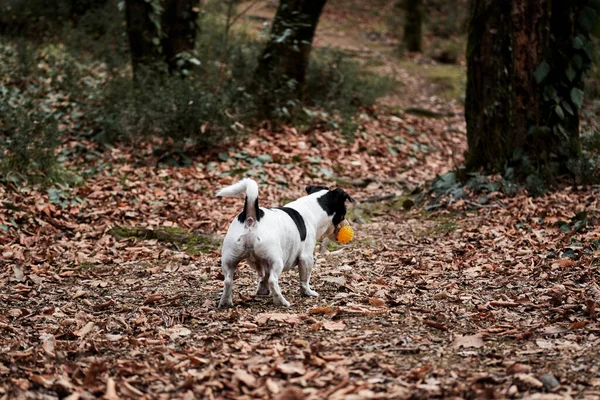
left=306, top=185, right=355, bottom=240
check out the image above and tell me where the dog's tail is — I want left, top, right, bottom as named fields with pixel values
left=216, top=178, right=261, bottom=226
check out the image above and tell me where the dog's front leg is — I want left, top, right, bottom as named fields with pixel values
left=218, top=258, right=237, bottom=308
left=298, top=255, right=318, bottom=297
left=268, top=259, right=290, bottom=307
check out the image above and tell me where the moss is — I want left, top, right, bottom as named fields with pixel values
left=109, top=226, right=222, bottom=254
left=417, top=214, right=459, bottom=237
left=398, top=60, right=466, bottom=100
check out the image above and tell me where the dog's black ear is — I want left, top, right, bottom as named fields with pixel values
left=333, top=188, right=355, bottom=203
left=306, top=185, right=329, bottom=195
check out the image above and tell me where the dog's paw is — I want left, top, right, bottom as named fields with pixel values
left=273, top=297, right=291, bottom=307
left=302, top=288, right=319, bottom=297
left=218, top=299, right=233, bottom=308
left=256, top=288, right=270, bottom=296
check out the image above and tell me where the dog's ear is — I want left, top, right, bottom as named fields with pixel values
left=306, top=185, right=329, bottom=195
left=333, top=188, right=355, bottom=203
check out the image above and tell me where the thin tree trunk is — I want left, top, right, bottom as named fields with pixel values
left=125, top=0, right=164, bottom=82
left=403, top=0, right=422, bottom=52
left=255, top=0, right=327, bottom=101
left=162, top=0, right=199, bottom=73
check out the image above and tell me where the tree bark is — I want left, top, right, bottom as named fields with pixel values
left=255, top=0, right=328, bottom=101
left=125, top=0, right=164, bottom=82
left=465, top=0, right=586, bottom=178
left=162, top=0, right=199, bottom=73
left=403, top=0, right=422, bottom=52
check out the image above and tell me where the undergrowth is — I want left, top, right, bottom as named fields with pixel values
left=0, top=1, right=391, bottom=178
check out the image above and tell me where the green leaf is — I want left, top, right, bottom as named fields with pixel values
left=565, top=63, right=576, bottom=82
left=562, top=101, right=574, bottom=116
left=578, top=6, right=598, bottom=32
left=555, top=104, right=564, bottom=120
left=573, top=35, right=585, bottom=49
left=570, top=87, right=585, bottom=109
left=534, top=61, right=550, bottom=83
left=543, top=85, right=557, bottom=101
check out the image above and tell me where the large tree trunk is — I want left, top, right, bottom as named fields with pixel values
left=162, top=0, right=198, bottom=73
left=465, top=0, right=587, bottom=180
left=125, top=0, right=164, bottom=82
left=403, top=0, right=422, bottom=52
left=255, top=0, right=327, bottom=104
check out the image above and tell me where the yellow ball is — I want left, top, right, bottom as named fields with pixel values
left=337, top=225, right=354, bottom=244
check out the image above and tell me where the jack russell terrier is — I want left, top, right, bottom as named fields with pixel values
left=216, top=178, right=354, bottom=308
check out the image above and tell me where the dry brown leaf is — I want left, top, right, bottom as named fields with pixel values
left=308, top=307, right=337, bottom=317
left=453, top=334, right=484, bottom=349
left=104, top=377, right=120, bottom=400
left=557, top=258, right=574, bottom=267
left=423, top=320, right=448, bottom=331
left=274, top=386, right=305, bottom=400
left=276, top=361, right=306, bottom=376
left=40, top=333, right=56, bottom=357
left=74, top=321, right=95, bottom=338
left=233, top=369, right=256, bottom=388
left=569, top=320, right=586, bottom=330
left=323, top=320, right=346, bottom=331
left=143, top=294, right=163, bottom=305
left=255, top=313, right=301, bottom=325
left=506, top=363, right=531, bottom=375
left=368, top=298, right=386, bottom=307
left=266, top=378, right=280, bottom=394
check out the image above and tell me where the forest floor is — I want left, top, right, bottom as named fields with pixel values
left=2, top=1, right=600, bottom=400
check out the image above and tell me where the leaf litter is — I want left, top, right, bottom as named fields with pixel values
left=1, top=15, right=600, bottom=400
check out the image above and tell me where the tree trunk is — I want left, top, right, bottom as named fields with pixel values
left=162, top=0, right=199, bottom=73
left=465, top=0, right=587, bottom=180
left=403, top=0, right=422, bottom=52
left=255, top=0, right=327, bottom=103
left=125, top=0, right=164, bottom=82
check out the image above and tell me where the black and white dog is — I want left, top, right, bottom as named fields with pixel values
left=216, top=178, right=354, bottom=308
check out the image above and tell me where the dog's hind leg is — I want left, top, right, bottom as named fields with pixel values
left=218, top=257, right=239, bottom=308
left=298, top=256, right=318, bottom=297
left=268, top=259, right=290, bottom=307
left=255, top=261, right=270, bottom=296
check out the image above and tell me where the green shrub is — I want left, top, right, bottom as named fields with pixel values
left=0, top=104, right=60, bottom=183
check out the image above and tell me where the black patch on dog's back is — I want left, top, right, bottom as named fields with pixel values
left=317, top=188, right=355, bottom=226
left=237, top=197, right=264, bottom=223
left=275, top=207, right=307, bottom=241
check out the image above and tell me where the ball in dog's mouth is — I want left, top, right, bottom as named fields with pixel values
left=336, top=224, right=354, bottom=244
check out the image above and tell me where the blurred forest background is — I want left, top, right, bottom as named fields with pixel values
left=1, top=0, right=598, bottom=192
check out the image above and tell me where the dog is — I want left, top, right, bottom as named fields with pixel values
left=216, top=178, right=354, bottom=308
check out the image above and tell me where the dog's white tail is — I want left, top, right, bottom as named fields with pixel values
left=216, top=178, right=261, bottom=225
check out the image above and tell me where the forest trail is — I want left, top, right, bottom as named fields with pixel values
left=1, top=2, right=600, bottom=399
left=237, top=0, right=466, bottom=111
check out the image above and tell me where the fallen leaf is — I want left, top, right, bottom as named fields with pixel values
left=104, top=377, right=119, bottom=400
left=368, top=298, right=386, bottom=307
left=308, top=307, right=337, bottom=317
left=233, top=369, right=256, bottom=388
left=423, top=320, right=448, bottom=331
left=569, top=320, right=586, bottom=330
left=274, top=386, right=305, bottom=400
left=506, top=363, right=531, bottom=375
left=515, top=373, right=543, bottom=388
left=557, top=258, right=574, bottom=267
left=13, top=265, right=25, bottom=282
left=143, top=294, right=163, bottom=305
left=323, top=320, right=346, bottom=331
left=40, top=333, right=56, bottom=357
left=453, top=334, right=484, bottom=349
left=74, top=321, right=95, bottom=338
left=255, top=313, right=301, bottom=325
left=276, top=361, right=306, bottom=376
left=266, top=378, right=280, bottom=394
